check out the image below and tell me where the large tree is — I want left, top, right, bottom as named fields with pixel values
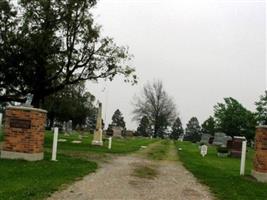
left=111, top=109, right=126, bottom=129
left=201, top=116, right=216, bottom=136
left=184, top=117, right=201, bottom=142
left=255, top=91, right=267, bottom=125
left=133, top=80, right=177, bottom=138
left=0, top=0, right=136, bottom=107
left=43, top=82, right=97, bottom=129
left=214, top=97, right=256, bottom=140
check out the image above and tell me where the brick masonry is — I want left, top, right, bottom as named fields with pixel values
left=254, top=126, right=267, bottom=173
left=2, top=106, right=47, bottom=155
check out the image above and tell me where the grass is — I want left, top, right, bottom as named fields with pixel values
left=44, top=132, right=157, bottom=155
left=132, top=164, right=158, bottom=179
left=176, top=141, right=267, bottom=200
left=0, top=154, right=97, bottom=200
left=144, top=140, right=171, bottom=160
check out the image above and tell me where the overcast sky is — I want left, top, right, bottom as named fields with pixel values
left=86, top=0, right=266, bottom=130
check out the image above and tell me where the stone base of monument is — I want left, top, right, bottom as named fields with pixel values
left=252, top=170, right=267, bottom=182
left=0, top=151, right=44, bottom=161
left=92, top=140, right=103, bottom=146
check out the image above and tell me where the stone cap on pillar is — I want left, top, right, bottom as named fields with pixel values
left=6, top=106, right=47, bottom=113
left=256, top=125, right=267, bottom=129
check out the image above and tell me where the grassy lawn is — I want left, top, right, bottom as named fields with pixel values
left=44, top=132, right=156, bottom=154
left=0, top=154, right=97, bottom=200
left=176, top=141, right=267, bottom=200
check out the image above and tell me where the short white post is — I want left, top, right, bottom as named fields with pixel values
left=0, top=113, right=2, bottom=126
left=52, top=127, right=59, bottom=161
left=108, top=137, right=112, bottom=150
left=240, top=140, right=247, bottom=176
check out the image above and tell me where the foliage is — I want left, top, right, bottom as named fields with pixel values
left=170, top=117, right=184, bottom=140
left=0, top=0, right=136, bottom=107
left=255, top=91, right=267, bottom=125
left=214, top=97, right=256, bottom=141
left=43, top=82, right=97, bottom=129
left=111, top=109, right=126, bottom=129
left=136, top=116, right=152, bottom=137
left=177, top=141, right=267, bottom=200
left=133, top=80, right=177, bottom=138
left=184, top=117, right=201, bottom=142
left=0, top=154, right=97, bottom=200
left=201, top=116, right=216, bottom=136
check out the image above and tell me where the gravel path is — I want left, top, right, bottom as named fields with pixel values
left=48, top=148, right=214, bottom=200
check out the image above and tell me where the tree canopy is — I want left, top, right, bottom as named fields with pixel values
left=111, top=109, right=126, bottom=129
left=0, top=0, right=136, bottom=107
left=201, top=116, right=216, bottom=136
left=214, top=97, right=256, bottom=140
left=255, top=91, right=267, bottom=125
left=136, top=116, right=151, bottom=137
left=184, top=117, right=201, bottom=142
left=170, top=117, right=184, bottom=140
left=133, top=80, right=177, bottom=138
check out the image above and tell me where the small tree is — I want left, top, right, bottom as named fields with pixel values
left=170, top=117, right=184, bottom=140
left=214, top=97, right=256, bottom=140
left=201, top=116, right=216, bottom=135
left=255, top=91, right=267, bottom=125
left=136, top=116, right=151, bottom=137
left=111, top=109, right=126, bottom=129
left=184, top=117, right=201, bottom=143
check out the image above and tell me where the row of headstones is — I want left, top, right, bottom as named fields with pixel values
left=200, top=132, right=246, bottom=157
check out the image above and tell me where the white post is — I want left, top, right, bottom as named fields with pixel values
left=0, top=113, right=2, bottom=127
left=52, top=127, right=59, bottom=161
left=108, top=137, right=112, bottom=150
left=240, top=140, right=247, bottom=176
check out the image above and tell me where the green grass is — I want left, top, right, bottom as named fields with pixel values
left=145, top=140, right=171, bottom=160
left=132, top=164, right=158, bottom=179
left=0, top=153, right=97, bottom=200
left=44, top=132, right=156, bottom=154
left=176, top=141, right=267, bottom=200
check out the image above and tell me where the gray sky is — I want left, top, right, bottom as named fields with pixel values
left=86, top=0, right=266, bottom=130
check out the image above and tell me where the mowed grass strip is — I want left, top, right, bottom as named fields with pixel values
left=176, top=141, right=267, bottom=200
left=44, top=132, right=157, bottom=154
left=0, top=154, right=97, bottom=200
left=145, top=140, right=171, bottom=160
left=132, top=164, right=158, bottom=179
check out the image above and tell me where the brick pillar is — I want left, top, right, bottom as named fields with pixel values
left=252, top=126, right=267, bottom=182
left=0, top=106, right=47, bottom=161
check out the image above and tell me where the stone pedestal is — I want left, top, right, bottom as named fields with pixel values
left=252, top=126, right=267, bottom=182
left=92, top=103, right=103, bottom=146
left=0, top=106, right=47, bottom=161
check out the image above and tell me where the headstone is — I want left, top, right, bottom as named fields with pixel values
left=92, top=102, right=103, bottom=146
left=24, top=94, right=33, bottom=107
left=62, top=121, right=66, bottom=132
left=200, top=134, right=211, bottom=145
left=230, top=136, right=246, bottom=157
left=0, top=106, right=47, bottom=161
left=72, top=140, right=82, bottom=144
left=66, top=120, right=72, bottom=133
left=200, top=145, right=208, bottom=157
left=213, top=132, right=226, bottom=146
left=112, top=126, right=124, bottom=138
left=252, top=126, right=267, bottom=182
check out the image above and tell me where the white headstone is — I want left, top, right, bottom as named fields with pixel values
left=200, top=145, right=208, bottom=157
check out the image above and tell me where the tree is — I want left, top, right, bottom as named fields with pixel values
left=0, top=0, right=136, bottom=107
left=133, top=80, right=177, bottom=138
left=255, top=91, right=267, bottom=125
left=43, top=82, right=97, bottom=130
left=201, top=116, right=216, bottom=136
left=184, top=117, right=201, bottom=142
left=111, top=109, right=126, bottom=129
left=170, top=117, right=183, bottom=140
left=136, top=116, right=151, bottom=137
left=214, top=97, right=256, bottom=140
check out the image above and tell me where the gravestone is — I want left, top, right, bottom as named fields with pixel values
left=200, top=145, right=208, bottom=157
left=0, top=106, right=47, bottom=161
left=200, top=134, right=211, bottom=145
left=252, top=126, right=267, bottom=182
left=230, top=136, right=246, bottom=157
left=92, top=102, right=103, bottom=146
left=213, top=132, right=226, bottom=146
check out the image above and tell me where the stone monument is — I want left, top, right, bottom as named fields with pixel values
left=252, top=126, right=267, bottom=182
left=92, top=102, right=103, bottom=146
left=200, top=134, right=211, bottom=145
left=1, top=106, right=47, bottom=161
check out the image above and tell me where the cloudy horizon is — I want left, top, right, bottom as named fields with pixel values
left=86, top=0, right=266, bottom=130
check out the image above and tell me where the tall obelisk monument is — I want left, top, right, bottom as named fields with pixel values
left=92, top=102, right=103, bottom=146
